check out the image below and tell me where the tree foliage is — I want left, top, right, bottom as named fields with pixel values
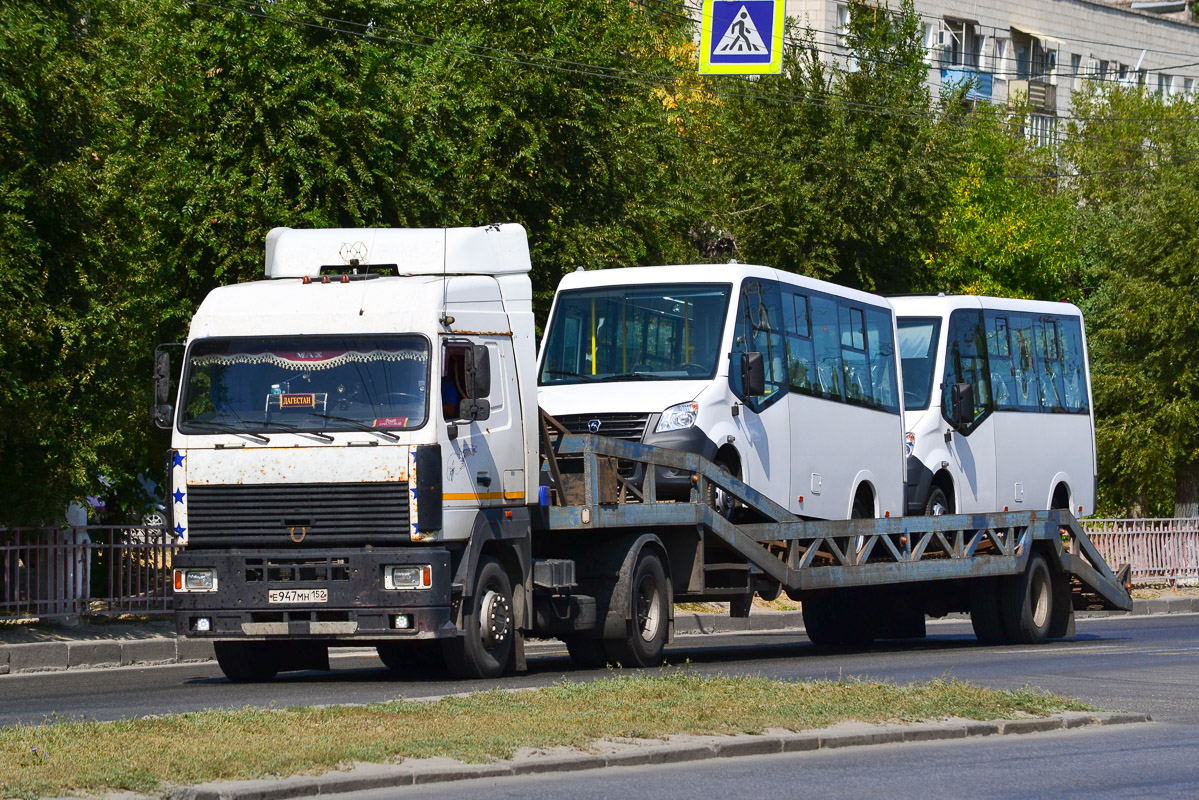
left=712, top=0, right=962, bottom=293
left=0, top=0, right=699, bottom=524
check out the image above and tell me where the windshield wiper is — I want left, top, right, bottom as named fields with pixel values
left=596, top=372, right=661, bottom=382
left=542, top=369, right=594, bottom=381
left=250, top=419, right=330, bottom=443
left=187, top=420, right=270, bottom=444
left=248, top=419, right=333, bottom=443
left=309, top=413, right=399, bottom=442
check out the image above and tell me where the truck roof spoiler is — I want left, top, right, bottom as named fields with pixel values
left=264, top=224, right=531, bottom=279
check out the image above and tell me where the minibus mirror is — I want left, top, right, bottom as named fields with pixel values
left=464, top=344, right=491, bottom=398
left=740, top=352, right=766, bottom=396
left=950, top=382, right=975, bottom=426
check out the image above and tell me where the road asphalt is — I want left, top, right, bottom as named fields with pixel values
left=4, top=596, right=1199, bottom=676
left=1, top=599, right=1187, bottom=799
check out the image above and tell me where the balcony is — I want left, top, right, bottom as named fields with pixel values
left=940, top=67, right=993, bottom=101
left=1008, top=79, right=1057, bottom=114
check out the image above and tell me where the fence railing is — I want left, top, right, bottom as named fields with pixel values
left=1, top=525, right=180, bottom=620
left=1083, top=518, right=1199, bottom=586
left=2, top=518, right=1197, bottom=621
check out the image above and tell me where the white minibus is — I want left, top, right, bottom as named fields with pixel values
left=537, top=264, right=906, bottom=521
left=891, top=295, right=1096, bottom=517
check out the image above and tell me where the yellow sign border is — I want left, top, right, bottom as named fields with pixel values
left=699, top=0, right=785, bottom=75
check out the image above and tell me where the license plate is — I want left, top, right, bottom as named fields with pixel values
left=268, top=588, right=328, bottom=604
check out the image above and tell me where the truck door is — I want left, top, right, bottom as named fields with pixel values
left=440, top=333, right=524, bottom=514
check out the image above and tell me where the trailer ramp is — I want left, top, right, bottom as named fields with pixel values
left=539, top=411, right=1130, bottom=612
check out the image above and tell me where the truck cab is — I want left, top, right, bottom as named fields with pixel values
left=162, top=225, right=538, bottom=679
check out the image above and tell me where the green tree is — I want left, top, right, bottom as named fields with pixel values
left=0, top=0, right=701, bottom=524
left=920, top=107, right=1082, bottom=300
left=1062, top=87, right=1199, bottom=516
left=710, top=0, right=962, bottom=292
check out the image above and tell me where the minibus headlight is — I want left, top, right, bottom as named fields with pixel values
left=905, top=432, right=915, bottom=456
left=656, top=401, right=699, bottom=433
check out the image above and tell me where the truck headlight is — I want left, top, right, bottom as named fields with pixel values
left=174, top=568, right=217, bottom=592
left=385, top=565, right=433, bottom=590
left=655, top=401, right=699, bottom=433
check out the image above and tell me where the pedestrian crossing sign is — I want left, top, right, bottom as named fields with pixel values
left=700, top=0, right=784, bottom=75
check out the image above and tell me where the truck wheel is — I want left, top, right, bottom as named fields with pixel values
left=444, top=556, right=514, bottom=679
left=1001, top=553, right=1053, bottom=645
left=605, top=548, right=668, bottom=668
left=377, top=640, right=445, bottom=677
left=969, top=578, right=1010, bottom=644
left=214, top=641, right=278, bottom=683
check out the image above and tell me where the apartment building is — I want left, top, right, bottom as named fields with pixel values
left=782, top=1, right=1199, bottom=142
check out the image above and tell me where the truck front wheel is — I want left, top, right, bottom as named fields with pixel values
left=214, top=641, right=279, bottom=683
left=444, top=556, right=514, bottom=679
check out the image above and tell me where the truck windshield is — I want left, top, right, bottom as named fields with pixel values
left=539, top=283, right=732, bottom=385
left=178, top=335, right=429, bottom=434
left=897, top=317, right=941, bottom=411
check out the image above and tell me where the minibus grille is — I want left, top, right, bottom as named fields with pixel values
left=186, top=482, right=409, bottom=548
left=555, top=412, right=650, bottom=442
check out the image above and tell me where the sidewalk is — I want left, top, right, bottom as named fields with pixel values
left=2, top=596, right=1197, bottom=676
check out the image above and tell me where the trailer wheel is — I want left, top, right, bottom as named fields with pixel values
left=214, top=641, right=278, bottom=683
left=444, top=556, right=514, bottom=679
left=562, top=636, right=609, bottom=669
left=968, top=578, right=1009, bottom=644
left=605, top=548, right=668, bottom=668
left=802, top=590, right=874, bottom=646
left=377, top=640, right=445, bottom=677
left=801, top=592, right=840, bottom=645
left=1001, top=553, right=1053, bottom=645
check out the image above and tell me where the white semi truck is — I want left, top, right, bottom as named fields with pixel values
left=157, top=225, right=1130, bottom=682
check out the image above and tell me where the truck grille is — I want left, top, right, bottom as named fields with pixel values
left=186, top=482, right=409, bottom=548
left=555, top=412, right=650, bottom=442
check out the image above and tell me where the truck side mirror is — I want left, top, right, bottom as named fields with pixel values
left=739, top=352, right=765, bottom=397
left=464, top=344, right=491, bottom=399
left=458, top=397, right=491, bottom=422
left=950, top=382, right=975, bottom=426
left=151, top=348, right=175, bottom=430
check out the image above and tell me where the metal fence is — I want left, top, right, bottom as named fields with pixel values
left=1, top=525, right=180, bottom=620
left=1083, top=518, right=1199, bottom=586
left=2, top=518, right=1197, bottom=621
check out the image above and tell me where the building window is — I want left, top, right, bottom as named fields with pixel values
left=1028, top=114, right=1057, bottom=149
left=1071, top=53, right=1082, bottom=91
left=994, top=38, right=1008, bottom=81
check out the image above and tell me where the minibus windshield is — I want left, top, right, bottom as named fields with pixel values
left=539, top=284, right=732, bottom=386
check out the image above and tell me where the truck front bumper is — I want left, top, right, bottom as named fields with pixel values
left=173, top=547, right=454, bottom=641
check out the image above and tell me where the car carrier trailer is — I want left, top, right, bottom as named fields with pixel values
left=172, top=407, right=1130, bottom=682
left=163, top=225, right=1130, bottom=683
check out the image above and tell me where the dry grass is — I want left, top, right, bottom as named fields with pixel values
left=0, top=672, right=1094, bottom=799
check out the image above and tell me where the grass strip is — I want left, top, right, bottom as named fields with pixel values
left=1, top=672, right=1095, bottom=799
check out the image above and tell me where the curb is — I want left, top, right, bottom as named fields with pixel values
left=165, top=711, right=1152, bottom=800
left=0, top=637, right=215, bottom=676
left=2, top=597, right=1196, bottom=675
